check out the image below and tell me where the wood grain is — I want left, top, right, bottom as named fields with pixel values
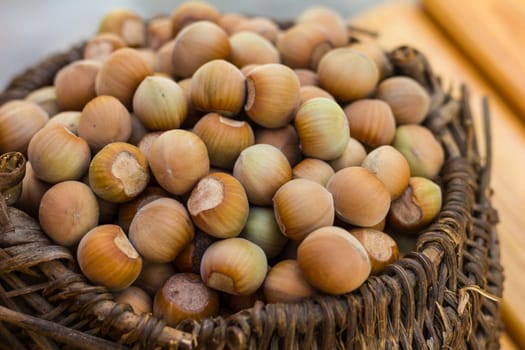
left=351, top=2, right=525, bottom=349
left=423, top=0, right=525, bottom=122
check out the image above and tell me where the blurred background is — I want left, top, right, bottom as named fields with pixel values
left=0, top=0, right=392, bottom=90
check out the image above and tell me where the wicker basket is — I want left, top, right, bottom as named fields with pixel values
left=0, top=29, right=504, bottom=349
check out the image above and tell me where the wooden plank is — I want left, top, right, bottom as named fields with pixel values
left=350, top=2, right=525, bottom=349
left=422, top=0, right=525, bottom=123
left=501, top=332, right=520, bottom=350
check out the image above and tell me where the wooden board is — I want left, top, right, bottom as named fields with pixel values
left=351, top=1, right=525, bottom=349
left=501, top=333, right=520, bottom=350
left=423, top=0, right=525, bottom=123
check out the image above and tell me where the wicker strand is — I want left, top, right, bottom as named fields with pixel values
left=0, top=283, right=59, bottom=349
left=0, top=305, right=128, bottom=350
left=0, top=321, right=29, bottom=350
left=380, top=276, right=402, bottom=349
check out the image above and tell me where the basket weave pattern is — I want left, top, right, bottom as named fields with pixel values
left=0, top=41, right=503, bottom=349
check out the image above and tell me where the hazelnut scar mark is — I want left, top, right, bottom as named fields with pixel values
left=187, top=176, right=224, bottom=215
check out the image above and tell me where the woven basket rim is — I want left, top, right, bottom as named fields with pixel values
left=0, top=36, right=504, bottom=350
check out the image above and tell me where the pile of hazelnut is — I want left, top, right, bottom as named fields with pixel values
left=0, top=1, right=444, bottom=327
